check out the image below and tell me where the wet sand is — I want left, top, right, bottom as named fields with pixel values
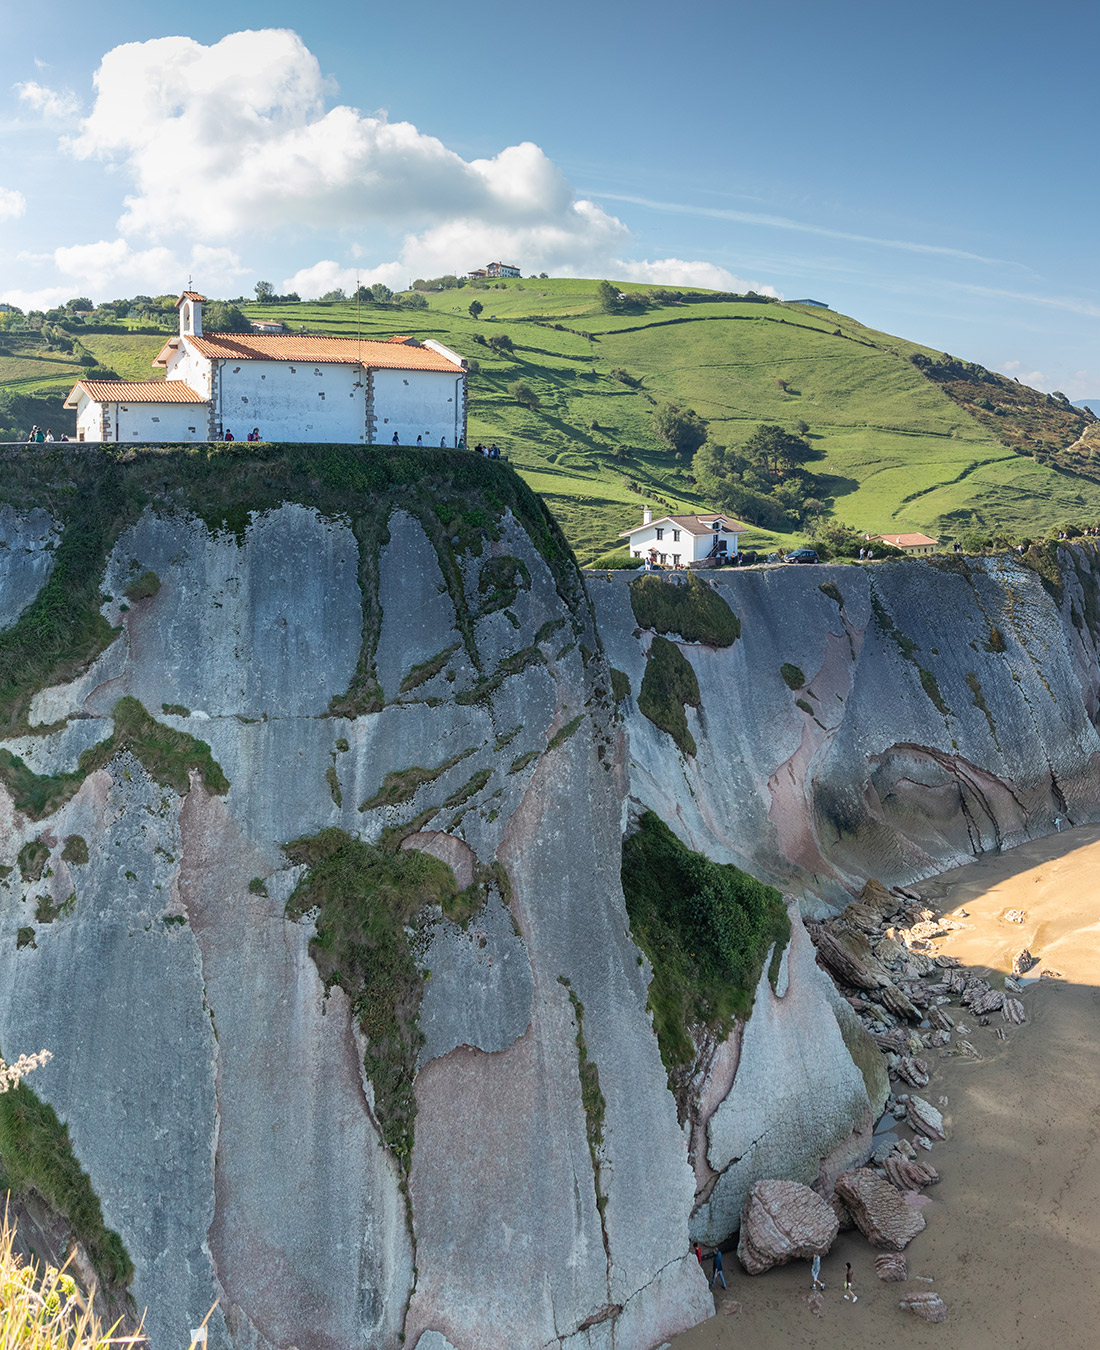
left=671, top=825, right=1100, bottom=1349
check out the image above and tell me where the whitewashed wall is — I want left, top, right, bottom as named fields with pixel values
left=83, top=400, right=208, bottom=442
left=165, top=344, right=214, bottom=399
left=216, top=360, right=366, bottom=443
left=374, top=367, right=465, bottom=447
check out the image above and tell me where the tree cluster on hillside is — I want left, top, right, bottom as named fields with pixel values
left=596, top=280, right=648, bottom=316
left=411, top=274, right=466, bottom=292
left=253, top=282, right=301, bottom=304
left=203, top=302, right=250, bottom=333
left=692, top=423, right=826, bottom=530
left=652, top=402, right=708, bottom=457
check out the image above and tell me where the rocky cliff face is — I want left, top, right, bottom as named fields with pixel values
left=591, top=550, right=1100, bottom=904
left=0, top=449, right=713, bottom=1350
left=590, top=548, right=1100, bottom=1240
left=4, top=446, right=1095, bottom=1350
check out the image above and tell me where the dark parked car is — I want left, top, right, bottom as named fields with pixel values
left=784, top=548, right=820, bottom=564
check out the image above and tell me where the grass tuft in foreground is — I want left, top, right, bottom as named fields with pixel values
left=0, top=1207, right=142, bottom=1350
left=621, top=811, right=790, bottom=1082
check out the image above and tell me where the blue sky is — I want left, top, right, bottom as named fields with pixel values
left=2, top=1, right=1097, bottom=396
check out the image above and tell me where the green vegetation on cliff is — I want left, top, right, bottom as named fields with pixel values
left=621, top=811, right=790, bottom=1079
left=0, top=1074, right=133, bottom=1288
left=629, top=572, right=740, bottom=646
left=0, top=697, right=228, bottom=820
left=637, top=636, right=701, bottom=756
left=284, top=827, right=483, bottom=1167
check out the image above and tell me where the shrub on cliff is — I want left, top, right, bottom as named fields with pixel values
left=636, top=636, right=700, bottom=756
left=621, top=812, right=790, bottom=1075
left=630, top=572, right=740, bottom=646
left=0, top=1051, right=133, bottom=1291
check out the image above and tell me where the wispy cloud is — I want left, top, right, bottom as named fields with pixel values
left=952, top=281, right=1100, bottom=320
left=589, top=191, right=1014, bottom=266
left=15, top=81, right=80, bottom=120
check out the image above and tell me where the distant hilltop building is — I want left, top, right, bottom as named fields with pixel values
left=468, top=262, right=521, bottom=279
left=248, top=318, right=286, bottom=334
left=789, top=298, right=830, bottom=308
left=64, top=291, right=467, bottom=445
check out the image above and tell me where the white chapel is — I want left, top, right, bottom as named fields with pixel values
left=64, top=292, right=468, bottom=446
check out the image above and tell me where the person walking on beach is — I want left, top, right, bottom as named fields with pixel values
left=811, top=1254, right=824, bottom=1290
left=710, top=1248, right=726, bottom=1290
left=843, top=1262, right=857, bottom=1302
left=1055, top=816, right=1063, bottom=832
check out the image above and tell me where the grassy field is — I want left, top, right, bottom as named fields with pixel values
left=6, top=281, right=1100, bottom=561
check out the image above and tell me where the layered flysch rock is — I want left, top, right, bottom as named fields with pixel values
left=0, top=491, right=710, bottom=1350
left=590, top=551, right=1100, bottom=906
left=6, top=462, right=1100, bottom=1350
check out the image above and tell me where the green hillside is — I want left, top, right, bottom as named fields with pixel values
left=4, top=280, right=1099, bottom=562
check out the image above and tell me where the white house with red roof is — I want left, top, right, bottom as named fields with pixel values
left=619, top=507, right=749, bottom=566
left=64, top=291, right=468, bottom=446
left=872, top=532, right=939, bottom=555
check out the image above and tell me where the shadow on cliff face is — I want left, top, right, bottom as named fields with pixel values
left=816, top=743, right=1039, bottom=885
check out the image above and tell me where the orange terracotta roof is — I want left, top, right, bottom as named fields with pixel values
left=875, top=532, right=939, bottom=548
left=154, top=332, right=463, bottom=371
left=176, top=291, right=206, bottom=305
left=64, top=380, right=208, bottom=407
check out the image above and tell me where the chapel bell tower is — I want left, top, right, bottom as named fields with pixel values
left=177, top=290, right=206, bottom=338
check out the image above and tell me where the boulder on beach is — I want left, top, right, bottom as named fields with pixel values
left=904, top=1094, right=946, bottom=1141
left=883, top=1155, right=939, bottom=1191
left=1002, top=996, right=1027, bottom=1024
left=736, top=1180, right=840, bottom=1275
left=875, top=1252, right=909, bottom=1282
left=900, top=1291, right=949, bottom=1322
left=895, top=1054, right=930, bottom=1088
left=1013, top=947, right=1037, bottom=975
left=834, top=1168, right=927, bottom=1249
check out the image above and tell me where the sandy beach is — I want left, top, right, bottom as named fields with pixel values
left=671, top=825, right=1100, bottom=1350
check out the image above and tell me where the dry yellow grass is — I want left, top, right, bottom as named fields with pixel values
left=0, top=1204, right=142, bottom=1350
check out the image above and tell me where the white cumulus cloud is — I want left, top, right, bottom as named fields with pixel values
left=2, top=239, right=246, bottom=311
left=608, top=258, right=779, bottom=294
left=16, top=81, right=81, bottom=120
left=63, top=28, right=735, bottom=292
left=67, top=29, right=626, bottom=255
left=0, top=187, right=26, bottom=221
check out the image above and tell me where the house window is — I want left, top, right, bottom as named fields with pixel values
left=633, top=551, right=640, bottom=558
left=659, top=553, right=667, bottom=564
left=672, top=554, right=680, bottom=566
left=655, top=528, right=664, bottom=540
left=673, top=530, right=680, bottom=542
